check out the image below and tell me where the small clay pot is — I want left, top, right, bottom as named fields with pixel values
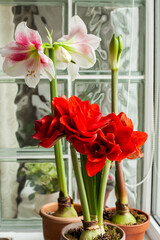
left=40, top=202, right=82, bottom=240
left=61, top=222, right=126, bottom=240
left=104, top=207, right=150, bottom=240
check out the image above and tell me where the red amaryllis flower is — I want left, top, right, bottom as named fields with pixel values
left=53, top=95, right=110, bottom=154
left=85, top=112, right=148, bottom=176
left=32, top=115, right=64, bottom=148
left=33, top=95, right=110, bottom=151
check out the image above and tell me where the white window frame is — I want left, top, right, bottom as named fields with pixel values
left=143, top=0, right=160, bottom=238
left=0, top=0, right=159, bottom=237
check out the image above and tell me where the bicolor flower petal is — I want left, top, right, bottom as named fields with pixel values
left=0, top=22, right=55, bottom=88
left=55, top=15, right=101, bottom=80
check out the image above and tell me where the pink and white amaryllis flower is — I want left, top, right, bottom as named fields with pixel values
left=54, top=15, right=101, bottom=80
left=0, top=22, right=54, bottom=88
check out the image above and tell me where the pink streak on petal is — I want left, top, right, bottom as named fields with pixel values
left=0, top=42, right=30, bottom=58
left=15, top=22, right=42, bottom=51
left=9, top=52, right=29, bottom=61
left=40, top=54, right=55, bottom=81
left=68, top=15, right=87, bottom=40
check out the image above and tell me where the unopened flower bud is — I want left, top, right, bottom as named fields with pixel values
left=109, top=34, right=123, bottom=70
left=55, top=46, right=71, bottom=63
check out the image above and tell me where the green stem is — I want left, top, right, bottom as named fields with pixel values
left=112, top=70, right=118, bottom=115
left=80, top=154, right=97, bottom=218
left=112, top=69, right=129, bottom=207
left=48, top=48, right=68, bottom=198
left=49, top=49, right=58, bottom=104
left=98, top=160, right=111, bottom=227
left=70, top=145, right=91, bottom=221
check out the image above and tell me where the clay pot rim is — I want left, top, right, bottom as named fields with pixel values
left=61, top=221, right=126, bottom=240
left=104, top=207, right=150, bottom=228
left=40, top=202, right=83, bottom=222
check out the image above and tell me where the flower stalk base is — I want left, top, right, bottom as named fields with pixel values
left=111, top=202, right=136, bottom=225
left=80, top=221, right=104, bottom=240
left=54, top=196, right=78, bottom=218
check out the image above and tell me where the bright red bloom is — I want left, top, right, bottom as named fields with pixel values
left=32, top=114, right=64, bottom=148
left=33, top=97, right=148, bottom=178
left=33, top=95, right=110, bottom=151
left=85, top=112, right=148, bottom=176
left=53, top=95, right=110, bottom=153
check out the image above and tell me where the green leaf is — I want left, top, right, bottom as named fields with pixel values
left=28, top=193, right=35, bottom=201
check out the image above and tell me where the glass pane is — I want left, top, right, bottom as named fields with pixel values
left=0, top=79, right=68, bottom=157
left=0, top=160, right=68, bottom=226
left=74, top=0, right=145, bottom=74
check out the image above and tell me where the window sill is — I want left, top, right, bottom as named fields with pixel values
left=0, top=232, right=43, bottom=240
left=0, top=231, right=154, bottom=240
left=147, top=216, right=160, bottom=240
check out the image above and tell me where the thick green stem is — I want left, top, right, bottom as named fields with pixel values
left=98, top=160, right=111, bottom=227
left=70, top=145, right=91, bottom=222
left=111, top=69, right=136, bottom=224
left=112, top=69, right=129, bottom=206
left=49, top=49, right=58, bottom=103
left=112, top=70, right=118, bottom=115
left=81, top=154, right=97, bottom=218
left=48, top=48, right=68, bottom=198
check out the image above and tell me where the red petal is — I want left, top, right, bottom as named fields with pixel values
left=86, top=158, right=106, bottom=176
left=52, top=96, right=68, bottom=116
left=116, top=127, right=133, bottom=145
left=39, top=131, right=64, bottom=148
left=127, top=147, right=143, bottom=159
left=69, top=138, right=86, bottom=154
left=60, top=115, right=78, bottom=134
left=131, top=131, right=148, bottom=147
left=106, top=144, right=122, bottom=161
left=118, top=112, right=133, bottom=129
left=69, top=96, right=87, bottom=131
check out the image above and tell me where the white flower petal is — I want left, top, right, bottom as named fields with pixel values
left=25, top=71, right=40, bottom=88
left=15, top=22, right=42, bottom=51
left=55, top=15, right=101, bottom=76
left=68, top=15, right=87, bottom=41
left=71, top=44, right=96, bottom=68
left=3, top=57, right=27, bottom=77
left=40, top=54, right=55, bottom=81
left=84, top=34, right=101, bottom=50
left=56, top=61, right=68, bottom=70
left=3, top=54, right=42, bottom=89
left=68, top=62, right=80, bottom=81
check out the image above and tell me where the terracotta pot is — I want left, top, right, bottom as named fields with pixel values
left=60, top=222, right=126, bottom=240
left=40, top=202, right=82, bottom=240
left=104, top=207, right=150, bottom=240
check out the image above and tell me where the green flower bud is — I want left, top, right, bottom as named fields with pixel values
left=109, top=34, right=123, bottom=70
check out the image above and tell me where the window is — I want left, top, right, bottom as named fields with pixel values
left=0, top=1, right=158, bottom=239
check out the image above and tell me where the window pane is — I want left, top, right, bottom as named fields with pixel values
left=73, top=0, right=145, bottom=74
